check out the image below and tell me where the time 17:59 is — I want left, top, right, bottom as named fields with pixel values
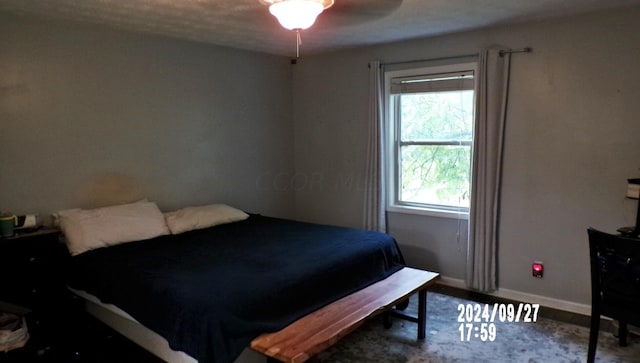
left=459, top=323, right=497, bottom=342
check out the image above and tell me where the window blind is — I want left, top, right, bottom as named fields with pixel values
left=390, top=70, right=474, bottom=94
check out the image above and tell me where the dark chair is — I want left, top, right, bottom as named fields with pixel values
left=587, top=228, right=640, bottom=363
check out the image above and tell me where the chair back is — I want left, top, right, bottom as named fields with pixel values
left=587, top=228, right=640, bottom=319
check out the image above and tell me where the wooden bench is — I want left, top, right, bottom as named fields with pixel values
left=251, top=267, right=439, bottom=363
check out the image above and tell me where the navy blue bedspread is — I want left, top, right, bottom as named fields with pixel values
left=67, top=215, right=405, bottom=363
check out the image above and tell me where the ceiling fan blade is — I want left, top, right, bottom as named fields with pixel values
left=321, top=0, right=403, bottom=25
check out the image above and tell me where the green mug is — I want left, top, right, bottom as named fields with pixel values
left=0, top=214, right=17, bottom=238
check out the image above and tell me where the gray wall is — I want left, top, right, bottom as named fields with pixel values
left=3, top=6, right=640, bottom=309
left=292, top=7, right=640, bottom=307
left=0, top=13, right=295, bottom=218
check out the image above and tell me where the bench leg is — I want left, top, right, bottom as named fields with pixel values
left=383, top=312, right=393, bottom=329
left=386, top=290, right=428, bottom=339
left=417, top=288, right=427, bottom=340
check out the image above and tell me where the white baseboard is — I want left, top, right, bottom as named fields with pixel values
left=436, top=276, right=592, bottom=316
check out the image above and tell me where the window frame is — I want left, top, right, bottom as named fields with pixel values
left=384, top=62, right=478, bottom=219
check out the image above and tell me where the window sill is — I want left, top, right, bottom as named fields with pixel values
left=387, top=205, right=469, bottom=220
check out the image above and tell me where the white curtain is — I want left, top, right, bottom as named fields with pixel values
left=363, top=60, right=386, bottom=232
left=466, top=49, right=511, bottom=292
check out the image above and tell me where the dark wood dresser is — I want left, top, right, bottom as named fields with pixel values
left=1, top=229, right=81, bottom=362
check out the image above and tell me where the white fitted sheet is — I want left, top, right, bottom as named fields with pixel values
left=69, top=287, right=265, bottom=363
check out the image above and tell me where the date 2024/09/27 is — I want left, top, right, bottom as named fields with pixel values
left=457, top=303, right=540, bottom=342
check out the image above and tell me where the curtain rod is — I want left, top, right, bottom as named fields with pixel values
left=499, top=47, right=532, bottom=57
left=378, top=53, right=478, bottom=67
left=373, top=47, right=532, bottom=67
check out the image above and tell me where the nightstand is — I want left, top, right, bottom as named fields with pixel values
left=1, top=229, right=80, bottom=362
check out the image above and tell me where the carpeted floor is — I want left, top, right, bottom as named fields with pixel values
left=16, top=289, right=635, bottom=362
left=309, top=291, right=640, bottom=363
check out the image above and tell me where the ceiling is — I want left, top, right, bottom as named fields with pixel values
left=2, top=0, right=640, bottom=57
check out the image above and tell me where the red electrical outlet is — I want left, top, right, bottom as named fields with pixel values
left=532, top=262, right=543, bottom=278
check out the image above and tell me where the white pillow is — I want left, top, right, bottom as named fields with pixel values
left=164, top=204, right=249, bottom=234
left=55, top=201, right=170, bottom=256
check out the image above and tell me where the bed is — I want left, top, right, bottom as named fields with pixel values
left=58, top=203, right=405, bottom=363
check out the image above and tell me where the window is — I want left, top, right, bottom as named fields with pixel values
left=385, top=63, right=476, bottom=217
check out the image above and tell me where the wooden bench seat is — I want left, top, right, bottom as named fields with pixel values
left=251, top=267, right=439, bottom=363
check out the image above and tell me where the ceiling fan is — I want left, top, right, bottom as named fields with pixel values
left=258, top=0, right=403, bottom=57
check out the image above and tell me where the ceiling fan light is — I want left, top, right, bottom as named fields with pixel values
left=269, top=0, right=325, bottom=30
